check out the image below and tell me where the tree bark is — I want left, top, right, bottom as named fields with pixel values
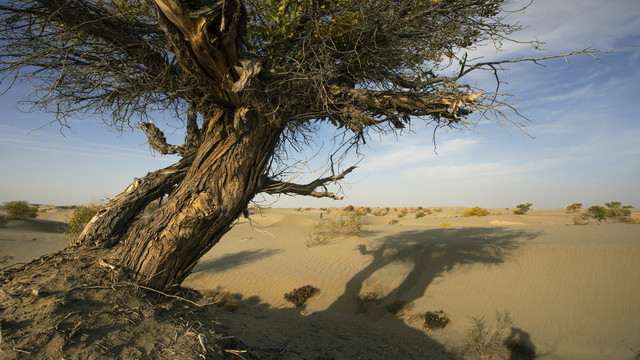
left=114, top=109, right=283, bottom=291
left=72, top=156, right=193, bottom=248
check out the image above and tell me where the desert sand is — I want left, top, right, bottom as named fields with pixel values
left=1, top=205, right=639, bottom=359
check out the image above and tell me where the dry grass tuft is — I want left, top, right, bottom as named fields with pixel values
left=305, top=213, right=366, bottom=247
left=284, top=285, right=320, bottom=307
left=201, top=289, right=239, bottom=311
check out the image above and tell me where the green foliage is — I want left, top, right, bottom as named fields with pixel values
left=587, top=201, right=632, bottom=221
left=463, top=207, right=490, bottom=217
left=1, top=200, right=38, bottom=219
left=566, top=203, right=583, bottom=212
left=465, top=310, right=513, bottom=360
left=305, top=213, right=366, bottom=247
left=512, top=203, right=532, bottom=215
left=67, top=204, right=104, bottom=239
left=415, top=212, right=426, bottom=219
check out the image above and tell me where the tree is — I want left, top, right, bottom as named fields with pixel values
left=0, top=0, right=614, bottom=290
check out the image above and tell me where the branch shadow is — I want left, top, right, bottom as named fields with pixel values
left=327, top=227, right=541, bottom=313
left=194, top=249, right=282, bottom=272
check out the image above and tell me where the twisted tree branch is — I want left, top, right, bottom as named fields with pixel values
left=261, top=166, right=357, bottom=200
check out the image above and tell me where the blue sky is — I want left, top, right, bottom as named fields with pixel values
left=1, top=0, right=639, bottom=209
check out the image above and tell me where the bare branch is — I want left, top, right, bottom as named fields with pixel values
left=140, top=122, right=182, bottom=156
left=261, top=166, right=357, bottom=200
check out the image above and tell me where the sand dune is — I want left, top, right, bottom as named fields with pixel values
left=2, top=206, right=639, bottom=359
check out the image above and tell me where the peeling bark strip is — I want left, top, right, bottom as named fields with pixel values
left=74, top=156, right=194, bottom=248
left=116, top=110, right=284, bottom=290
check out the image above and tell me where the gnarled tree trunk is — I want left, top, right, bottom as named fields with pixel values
left=112, top=109, right=283, bottom=290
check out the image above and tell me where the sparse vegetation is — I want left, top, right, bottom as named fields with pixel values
left=305, top=213, right=366, bottom=247
left=463, top=207, right=490, bottom=217
left=440, top=222, right=452, bottom=226
left=389, top=219, right=399, bottom=225
left=586, top=201, right=633, bottom=222
left=408, top=310, right=451, bottom=331
left=465, top=310, right=514, bottom=360
left=67, top=203, right=104, bottom=239
left=512, top=203, right=532, bottom=215
left=415, top=212, right=426, bottom=219
left=373, top=207, right=390, bottom=216
left=396, top=208, right=408, bottom=218
left=284, top=285, right=319, bottom=307
left=566, top=203, right=583, bottom=213
left=1, top=200, right=38, bottom=219
left=201, top=288, right=239, bottom=311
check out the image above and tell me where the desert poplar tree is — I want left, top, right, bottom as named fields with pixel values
left=0, top=0, right=612, bottom=290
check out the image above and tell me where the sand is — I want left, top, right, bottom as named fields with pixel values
left=2, top=205, right=639, bottom=359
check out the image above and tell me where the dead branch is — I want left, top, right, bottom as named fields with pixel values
left=261, top=166, right=357, bottom=200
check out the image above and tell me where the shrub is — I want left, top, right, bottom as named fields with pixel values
left=605, top=201, right=631, bottom=219
left=573, top=215, right=590, bottom=225
left=1, top=200, right=38, bottom=219
left=284, top=285, right=319, bottom=307
left=67, top=203, right=104, bottom=239
left=512, top=203, right=532, bottom=215
left=396, top=208, right=408, bottom=218
left=389, top=219, right=399, bottom=225
left=415, top=212, right=426, bottom=219
left=373, top=207, right=390, bottom=216
left=440, top=222, right=452, bottom=226
left=566, top=203, right=583, bottom=213
left=465, top=310, right=513, bottom=360
left=305, top=213, right=366, bottom=247
left=343, top=205, right=355, bottom=212
left=408, top=310, right=451, bottom=331
left=462, top=207, right=490, bottom=217
left=587, top=205, right=608, bottom=221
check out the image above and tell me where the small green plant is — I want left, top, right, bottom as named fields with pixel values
left=1, top=200, right=38, bottom=219
left=67, top=203, right=104, bottom=239
left=587, top=205, right=608, bottom=221
left=566, top=203, right=583, bottom=213
left=512, top=203, right=532, bottom=215
left=305, top=213, right=366, bottom=247
left=284, top=285, right=319, bottom=307
left=415, top=212, right=426, bottom=219
left=465, top=310, right=513, bottom=360
left=463, top=207, right=490, bottom=217
left=604, top=201, right=631, bottom=219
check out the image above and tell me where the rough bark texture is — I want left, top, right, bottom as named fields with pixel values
left=115, top=109, right=283, bottom=290
left=73, top=157, right=193, bottom=248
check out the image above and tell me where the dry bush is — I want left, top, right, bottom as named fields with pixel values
left=1, top=200, right=38, bottom=219
left=201, top=289, right=238, bottom=311
left=396, top=208, right=408, bottom=218
left=573, top=215, right=590, bottom=225
left=389, top=219, right=399, bottom=225
left=465, top=310, right=514, bottom=360
left=440, top=222, right=452, bottom=226
left=463, top=207, right=490, bottom=217
left=408, top=310, right=451, bottom=331
left=67, top=203, right=104, bottom=239
left=284, top=285, right=319, bottom=307
left=305, top=213, right=366, bottom=247
left=373, top=207, right=390, bottom=216
left=385, top=300, right=415, bottom=317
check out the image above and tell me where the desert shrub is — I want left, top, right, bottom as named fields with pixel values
left=622, top=218, right=640, bottom=224
left=573, top=215, right=590, bottom=225
left=463, top=207, right=490, bottom=217
left=587, top=205, right=608, bottom=221
left=351, top=206, right=371, bottom=216
left=605, top=201, right=631, bottom=219
left=305, top=213, right=366, bottom=247
left=512, top=203, right=532, bottom=215
left=433, top=208, right=443, bottom=213
left=1, top=200, right=38, bottom=219
left=389, top=219, right=399, bottom=225
left=357, top=290, right=380, bottom=303
left=385, top=300, right=415, bottom=317
left=465, top=310, right=513, bottom=360
left=408, top=310, right=451, bottom=331
left=415, top=212, right=426, bottom=219
left=566, top=203, right=583, bottom=213
left=440, top=222, right=452, bottom=226
left=373, top=207, right=390, bottom=216
left=284, top=285, right=319, bottom=307
left=67, top=203, right=104, bottom=239
left=201, top=289, right=238, bottom=311
left=343, top=205, right=355, bottom=212
left=396, top=208, right=408, bottom=218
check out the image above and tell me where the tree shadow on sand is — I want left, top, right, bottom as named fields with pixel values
left=194, top=249, right=282, bottom=272
left=209, top=227, right=541, bottom=359
left=327, top=227, right=541, bottom=314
